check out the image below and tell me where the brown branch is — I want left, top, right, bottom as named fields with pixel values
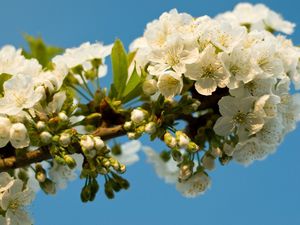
left=0, top=125, right=126, bottom=172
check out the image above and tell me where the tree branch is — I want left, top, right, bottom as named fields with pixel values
left=0, top=125, right=125, bottom=172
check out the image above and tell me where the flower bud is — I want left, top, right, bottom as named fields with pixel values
left=164, top=132, right=176, bottom=148
left=104, top=181, right=114, bottom=199
left=36, top=171, right=46, bottom=183
left=123, top=121, right=133, bottom=131
left=101, top=158, right=111, bottom=168
left=58, top=112, right=68, bottom=122
left=109, top=158, right=120, bottom=171
left=64, top=155, right=77, bottom=169
left=142, top=79, right=158, bottom=95
left=118, top=164, right=126, bottom=174
left=131, top=109, right=145, bottom=125
left=145, top=122, right=156, bottom=134
left=10, top=123, right=30, bottom=149
left=35, top=164, right=47, bottom=183
left=175, top=131, right=190, bottom=148
left=191, top=100, right=201, bottom=111
left=80, top=135, right=94, bottom=151
left=93, top=137, right=105, bottom=151
left=36, top=121, right=46, bottom=131
left=187, top=142, right=199, bottom=152
left=135, top=125, right=145, bottom=135
left=127, top=132, right=139, bottom=140
left=59, top=133, right=71, bottom=147
left=179, top=164, right=193, bottom=181
left=40, top=178, right=56, bottom=195
left=81, top=185, right=91, bottom=202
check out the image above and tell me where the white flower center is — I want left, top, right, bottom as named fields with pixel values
left=166, top=51, right=180, bottom=66
left=8, top=199, right=21, bottom=212
left=13, top=93, right=27, bottom=107
left=233, top=111, right=247, bottom=124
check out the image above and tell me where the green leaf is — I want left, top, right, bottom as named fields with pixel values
left=122, top=83, right=142, bottom=103
left=0, top=73, right=12, bottom=95
left=109, top=84, right=118, bottom=99
left=22, top=34, right=63, bottom=68
left=111, top=39, right=128, bottom=98
left=127, top=51, right=137, bottom=66
left=122, top=68, right=141, bottom=97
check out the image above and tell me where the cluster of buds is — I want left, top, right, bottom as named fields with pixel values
left=124, top=108, right=157, bottom=139
left=79, top=134, right=129, bottom=200
left=104, top=172, right=130, bottom=199
left=79, top=135, right=125, bottom=177
left=164, top=131, right=200, bottom=153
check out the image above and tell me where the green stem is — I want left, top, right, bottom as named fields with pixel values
left=79, top=74, right=94, bottom=98
left=70, top=85, right=91, bottom=102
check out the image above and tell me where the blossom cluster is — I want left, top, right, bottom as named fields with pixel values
left=127, top=3, right=300, bottom=197
left=131, top=3, right=300, bottom=165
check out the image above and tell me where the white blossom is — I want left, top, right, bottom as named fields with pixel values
left=220, top=47, right=257, bottom=89
left=53, top=42, right=112, bottom=70
left=176, top=172, right=211, bottom=198
left=143, top=146, right=178, bottom=184
left=0, top=74, right=42, bottom=115
left=216, top=3, right=295, bottom=35
left=157, top=71, right=183, bottom=98
left=144, top=9, right=194, bottom=49
left=209, top=21, right=247, bottom=53
left=213, top=96, right=264, bottom=140
left=148, top=36, right=198, bottom=75
left=0, top=45, right=41, bottom=77
left=186, top=44, right=228, bottom=95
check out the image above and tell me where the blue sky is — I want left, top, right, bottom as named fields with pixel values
left=1, top=0, right=300, bottom=225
